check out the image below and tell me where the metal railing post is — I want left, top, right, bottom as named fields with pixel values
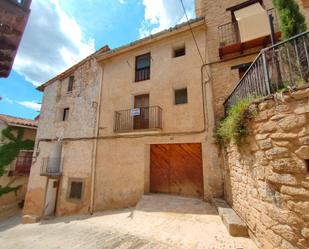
left=261, top=50, right=271, bottom=95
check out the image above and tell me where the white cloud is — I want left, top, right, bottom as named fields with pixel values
left=2, top=96, right=14, bottom=104
left=119, top=0, right=127, bottom=4
left=139, top=0, right=195, bottom=38
left=17, top=101, right=41, bottom=111
left=13, top=0, right=95, bottom=86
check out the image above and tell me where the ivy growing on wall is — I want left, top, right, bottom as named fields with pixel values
left=0, top=127, right=34, bottom=196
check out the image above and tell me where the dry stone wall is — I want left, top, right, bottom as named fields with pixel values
left=223, top=87, right=309, bottom=249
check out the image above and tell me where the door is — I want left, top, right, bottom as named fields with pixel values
left=43, top=179, right=58, bottom=216
left=134, top=94, right=149, bottom=129
left=150, top=143, right=204, bottom=197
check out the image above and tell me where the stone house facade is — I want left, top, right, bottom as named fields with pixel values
left=0, top=114, right=37, bottom=220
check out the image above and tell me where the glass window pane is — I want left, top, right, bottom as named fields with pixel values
left=175, top=88, right=188, bottom=105
left=137, top=54, right=150, bottom=69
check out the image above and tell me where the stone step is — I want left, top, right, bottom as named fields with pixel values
left=22, top=214, right=40, bottom=224
left=212, top=198, right=249, bottom=237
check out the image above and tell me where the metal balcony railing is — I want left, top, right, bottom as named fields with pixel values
left=224, top=30, right=309, bottom=114
left=218, top=8, right=279, bottom=48
left=114, top=106, right=162, bottom=133
left=14, top=155, right=32, bottom=175
left=40, top=157, right=62, bottom=176
left=135, top=67, right=150, bottom=82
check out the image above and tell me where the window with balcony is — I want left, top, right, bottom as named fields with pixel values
left=114, top=94, right=162, bottom=133
left=135, top=53, right=150, bottom=82
left=218, top=0, right=279, bottom=58
left=14, top=150, right=33, bottom=175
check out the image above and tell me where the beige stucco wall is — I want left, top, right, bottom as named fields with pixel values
left=94, top=25, right=223, bottom=211
left=24, top=58, right=102, bottom=218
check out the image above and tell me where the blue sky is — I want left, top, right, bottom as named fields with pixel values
left=0, top=0, right=195, bottom=119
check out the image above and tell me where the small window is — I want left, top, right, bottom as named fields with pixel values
left=231, top=63, right=252, bottom=79
left=67, top=76, right=74, bottom=92
left=135, top=53, right=151, bottom=82
left=62, top=108, right=69, bottom=121
left=69, top=181, right=83, bottom=200
left=173, top=46, right=186, bottom=58
left=175, top=88, right=188, bottom=105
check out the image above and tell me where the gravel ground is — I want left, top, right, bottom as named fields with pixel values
left=0, top=195, right=257, bottom=249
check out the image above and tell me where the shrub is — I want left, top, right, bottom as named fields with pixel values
left=215, top=97, right=257, bottom=145
left=273, top=0, right=307, bottom=40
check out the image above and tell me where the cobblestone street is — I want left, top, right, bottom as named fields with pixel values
left=0, top=195, right=256, bottom=249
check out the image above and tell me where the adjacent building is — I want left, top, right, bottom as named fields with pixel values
left=0, top=0, right=32, bottom=78
left=0, top=114, right=37, bottom=220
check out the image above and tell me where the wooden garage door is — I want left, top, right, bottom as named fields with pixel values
left=150, top=143, right=203, bottom=197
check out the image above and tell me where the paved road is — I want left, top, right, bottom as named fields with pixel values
left=0, top=195, right=257, bottom=249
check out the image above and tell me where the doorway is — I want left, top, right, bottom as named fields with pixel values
left=134, top=94, right=149, bottom=129
left=43, top=178, right=59, bottom=216
left=150, top=143, right=204, bottom=198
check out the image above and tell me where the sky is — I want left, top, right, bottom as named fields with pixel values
left=0, top=0, right=195, bottom=119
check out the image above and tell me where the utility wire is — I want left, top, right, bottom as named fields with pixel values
left=179, top=0, right=205, bottom=64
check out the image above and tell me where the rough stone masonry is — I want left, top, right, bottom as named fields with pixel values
left=223, top=87, right=309, bottom=249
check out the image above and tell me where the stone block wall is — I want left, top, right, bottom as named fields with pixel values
left=223, top=87, right=309, bottom=249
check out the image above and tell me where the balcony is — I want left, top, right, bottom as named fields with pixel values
left=14, top=154, right=33, bottom=175
left=40, top=157, right=62, bottom=177
left=218, top=8, right=280, bottom=58
left=114, top=106, right=162, bottom=133
left=224, top=30, right=309, bottom=114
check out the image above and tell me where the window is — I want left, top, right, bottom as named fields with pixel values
left=135, top=53, right=150, bottom=82
left=231, top=62, right=252, bottom=79
left=67, top=76, right=74, bottom=92
left=62, top=108, right=69, bottom=121
left=175, top=88, right=188, bottom=105
left=67, top=179, right=84, bottom=201
left=173, top=46, right=186, bottom=58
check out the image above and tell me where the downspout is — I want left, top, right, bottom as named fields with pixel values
left=90, top=65, right=104, bottom=214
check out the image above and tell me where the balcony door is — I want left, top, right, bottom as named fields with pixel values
left=134, top=94, right=149, bottom=129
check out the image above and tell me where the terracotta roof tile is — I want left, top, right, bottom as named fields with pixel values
left=0, top=114, right=38, bottom=128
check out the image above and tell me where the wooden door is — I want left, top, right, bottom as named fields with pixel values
left=150, top=143, right=204, bottom=197
left=134, top=94, right=149, bottom=129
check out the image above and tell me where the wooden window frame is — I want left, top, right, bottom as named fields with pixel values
left=67, top=178, right=85, bottom=203
left=135, top=53, right=151, bottom=82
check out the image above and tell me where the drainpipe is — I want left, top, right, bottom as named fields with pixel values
left=90, top=65, right=104, bottom=214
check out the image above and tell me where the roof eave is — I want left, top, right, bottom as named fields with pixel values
left=96, top=18, right=206, bottom=62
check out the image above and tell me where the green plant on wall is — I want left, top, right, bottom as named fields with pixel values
left=215, top=97, right=257, bottom=145
left=273, top=0, right=307, bottom=39
left=0, top=127, right=34, bottom=196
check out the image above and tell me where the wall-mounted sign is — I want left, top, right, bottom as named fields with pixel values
left=131, top=108, right=140, bottom=116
